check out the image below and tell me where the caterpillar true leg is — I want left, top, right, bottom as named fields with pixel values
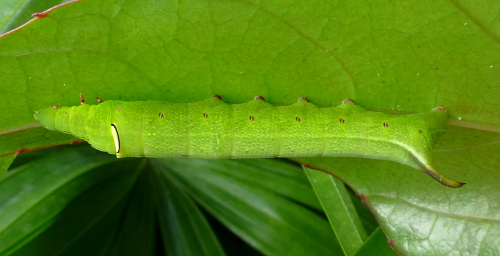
left=341, top=99, right=355, bottom=105
left=211, top=94, right=223, bottom=100
left=254, top=96, right=266, bottom=101
left=79, top=93, right=86, bottom=104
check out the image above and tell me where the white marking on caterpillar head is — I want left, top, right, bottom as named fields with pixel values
left=111, top=124, right=121, bottom=156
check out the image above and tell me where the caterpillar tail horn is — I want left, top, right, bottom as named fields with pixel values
left=423, top=166, right=465, bottom=188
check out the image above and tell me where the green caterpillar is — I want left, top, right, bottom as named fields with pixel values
left=34, top=95, right=464, bottom=188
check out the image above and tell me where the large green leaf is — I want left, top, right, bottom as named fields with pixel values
left=0, top=0, right=69, bottom=34
left=157, top=158, right=340, bottom=255
left=0, top=145, right=138, bottom=255
left=0, top=0, right=499, bottom=255
left=2, top=144, right=340, bottom=256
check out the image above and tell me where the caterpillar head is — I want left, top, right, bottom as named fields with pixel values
left=34, top=107, right=64, bottom=131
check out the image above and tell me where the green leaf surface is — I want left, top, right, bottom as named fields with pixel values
left=353, top=227, right=399, bottom=256
left=0, top=145, right=135, bottom=255
left=0, top=0, right=69, bottom=34
left=0, top=0, right=499, bottom=255
left=160, top=158, right=340, bottom=256
left=0, top=154, right=15, bottom=179
left=2, top=145, right=340, bottom=255
left=153, top=162, right=226, bottom=256
left=305, top=167, right=368, bottom=255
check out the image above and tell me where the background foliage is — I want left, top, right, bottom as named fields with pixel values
left=0, top=0, right=499, bottom=255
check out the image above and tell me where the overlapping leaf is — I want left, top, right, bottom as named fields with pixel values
left=0, top=0, right=499, bottom=255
